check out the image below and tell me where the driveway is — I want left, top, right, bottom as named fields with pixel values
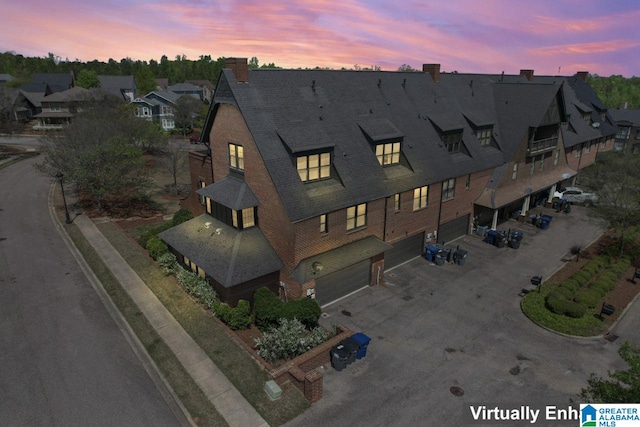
left=287, top=206, right=633, bottom=427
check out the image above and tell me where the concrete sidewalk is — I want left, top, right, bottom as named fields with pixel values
left=71, top=214, right=268, bottom=427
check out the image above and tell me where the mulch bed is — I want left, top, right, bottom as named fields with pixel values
left=546, top=232, right=640, bottom=326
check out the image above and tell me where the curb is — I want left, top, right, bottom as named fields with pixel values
left=48, top=183, right=196, bottom=427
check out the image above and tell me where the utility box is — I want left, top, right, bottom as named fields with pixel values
left=264, top=380, right=282, bottom=400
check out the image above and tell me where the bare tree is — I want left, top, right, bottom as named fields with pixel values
left=159, top=142, right=188, bottom=192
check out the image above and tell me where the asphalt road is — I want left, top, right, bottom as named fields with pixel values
left=0, top=155, right=181, bottom=426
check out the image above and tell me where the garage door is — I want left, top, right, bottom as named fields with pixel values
left=315, top=259, right=371, bottom=307
left=438, top=215, right=470, bottom=245
left=384, top=232, right=424, bottom=270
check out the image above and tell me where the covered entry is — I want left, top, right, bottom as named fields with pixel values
left=384, top=232, right=424, bottom=270
left=438, top=215, right=470, bottom=245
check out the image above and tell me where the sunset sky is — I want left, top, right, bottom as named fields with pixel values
left=2, top=0, right=639, bottom=77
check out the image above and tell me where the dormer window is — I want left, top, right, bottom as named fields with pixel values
left=229, top=143, right=244, bottom=171
left=297, top=152, right=331, bottom=182
left=442, top=131, right=463, bottom=153
left=476, top=127, right=492, bottom=147
left=375, top=142, right=401, bottom=166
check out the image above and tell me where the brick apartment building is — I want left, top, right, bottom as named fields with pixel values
left=162, top=59, right=615, bottom=307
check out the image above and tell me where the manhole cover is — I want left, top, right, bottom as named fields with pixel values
left=389, top=273, right=396, bottom=277
left=321, top=312, right=329, bottom=319
left=510, top=365, right=521, bottom=375
left=450, top=386, right=464, bottom=396
left=341, top=310, right=352, bottom=317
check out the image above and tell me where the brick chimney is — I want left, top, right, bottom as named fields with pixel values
left=520, top=69, right=534, bottom=81
left=576, top=71, right=589, bottom=83
left=225, top=58, right=249, bottom=83
left=423, top=64, right=440, bottom=82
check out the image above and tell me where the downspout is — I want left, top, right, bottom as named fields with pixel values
left=436, top=185, right=443, bottom=244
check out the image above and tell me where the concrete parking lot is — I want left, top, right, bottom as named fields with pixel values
left=287, top=205, right=633, bottom=427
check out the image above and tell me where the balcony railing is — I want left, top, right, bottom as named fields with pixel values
left=528, top=136, right=557, bottom=155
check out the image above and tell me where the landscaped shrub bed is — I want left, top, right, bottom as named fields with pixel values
left=523, top=229, right=640, bottom=336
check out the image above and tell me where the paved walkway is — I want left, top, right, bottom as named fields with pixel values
left=69, top=214, right=268, bottom=427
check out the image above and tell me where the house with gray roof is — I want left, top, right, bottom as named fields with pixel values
left=162, top=58, right=612, bottom=307
left=131, top=89, right=180, bottom=130
left=32, top=72, right=74, bottom=93
left=610, top=107, right=640, bottom=154
left=32, top=86, right=96, bottom=129
left=98, top=75, right=137, bottom=101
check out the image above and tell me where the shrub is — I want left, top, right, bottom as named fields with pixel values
left=175, top=266, right=216, bottom=309
left=574, top=290, right=603, bottom=309
left=172, top=208, right=194, bottom=226
left=139, top=221, right=174, bottom=248
left=554, top=285, right=576, bottom=300
left=611, top=259, right=631, bottom=278
left=253, top=318, right=330, bottom=362
left=600, top=271, right=619, bottom=283
left=283, top=298, right=322, bottom=329
left=253, top=287, right=283, bottom=330
left=545, top=293, right=587, bottom=318
left=146, top=235, right=168, bottom=260
left=157, top=252, right=177, bottom=275
left=587, top=283, right=607, bottom=298
left=560, top=279, right=580, bottom=293
left=570, top=270, right=592, bottom=286
left=214, top=300, right=252, bottom=330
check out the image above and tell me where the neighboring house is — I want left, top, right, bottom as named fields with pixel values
left=185, top=80, right=215, bottom=102
left=98, top=75, right=137, bottom=101
left=131, top=89, right=179, bottom=130
left=0, top=74, right=14, bottom=86
left=32, top=72, right=74, bottom=93
left=13, top=83, right=52, bottom=121
left=155, top=78, right=169, bottom=90
left=167, top=82, right=204, bottom=101
left=610, top=107, right=640, bottom=154
left=162, top=59, right=614, bottom=307
left=32, top=86, right=94, bottom=129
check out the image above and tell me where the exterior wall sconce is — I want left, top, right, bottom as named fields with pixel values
left=312, top=261, right=324, bottom=274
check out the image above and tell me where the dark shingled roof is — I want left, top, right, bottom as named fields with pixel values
left=159, top=215, right=283, bottom=287
left=610, top=108, right=640, bottom=126
left=214, top=69, right=509, bottom=223
left=197, top=176, right=259, bottom=210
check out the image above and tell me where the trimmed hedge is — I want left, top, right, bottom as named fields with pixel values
left=253, top=287, right=322, bottom=331
left=172, top=208, right=194, bottom=226
left=574, top=289, right=603, bottom=309
left=214, top=300, right=252, bottom=330
left=146, top=235, right=168, bottom=260
left=545, top=293, right=586, bottom=318
left=139, top=221, right=174, bottom=248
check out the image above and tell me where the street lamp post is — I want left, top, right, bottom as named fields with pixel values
left=55, top=172, right=71, bottom=224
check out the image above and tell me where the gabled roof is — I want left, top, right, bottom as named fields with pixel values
left=32, top=73, right=73, bottom=92
left=18, top=89, right=46, bottom=107
left=186, top=79, right=215, bottom=90
left=212, top=68, right=508, bottom=222
left=98, top=75, right=136, bottom=99
left=610, top=108, right=640, bottom=126
left=145, top=89, right=180, bottom=105
left=0, top=74, right=14, bottom=83
left=168, top=82, right=201, bottom=92
left=20, top=82, right=50, bottom=94
left=42, top=86, right=94, bottom=103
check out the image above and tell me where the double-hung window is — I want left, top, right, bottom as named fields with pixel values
left=476, top=128, right=492, bottom=147
left=229, top=143, right=244, bottom=171
left=413, top=186, right=428, bottom=210
left=441, top=178, right=455, bottom=201
left=346, top=204, right=367, bottom=230
left=320, top=214, right=327, bottom=233
left=443, top=131, right=462, bottom=153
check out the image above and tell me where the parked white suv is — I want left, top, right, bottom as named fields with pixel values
left=554, top=187, right=598, bottom=205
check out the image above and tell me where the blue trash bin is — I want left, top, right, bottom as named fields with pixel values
left=350, top=333, right=372, bottom=359
left=425, top=245, right=438, bottom=262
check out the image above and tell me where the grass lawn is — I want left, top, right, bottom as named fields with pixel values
left=57, top=215, right=229, bottom=426
left=96, top=221, right=310, bottom=426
